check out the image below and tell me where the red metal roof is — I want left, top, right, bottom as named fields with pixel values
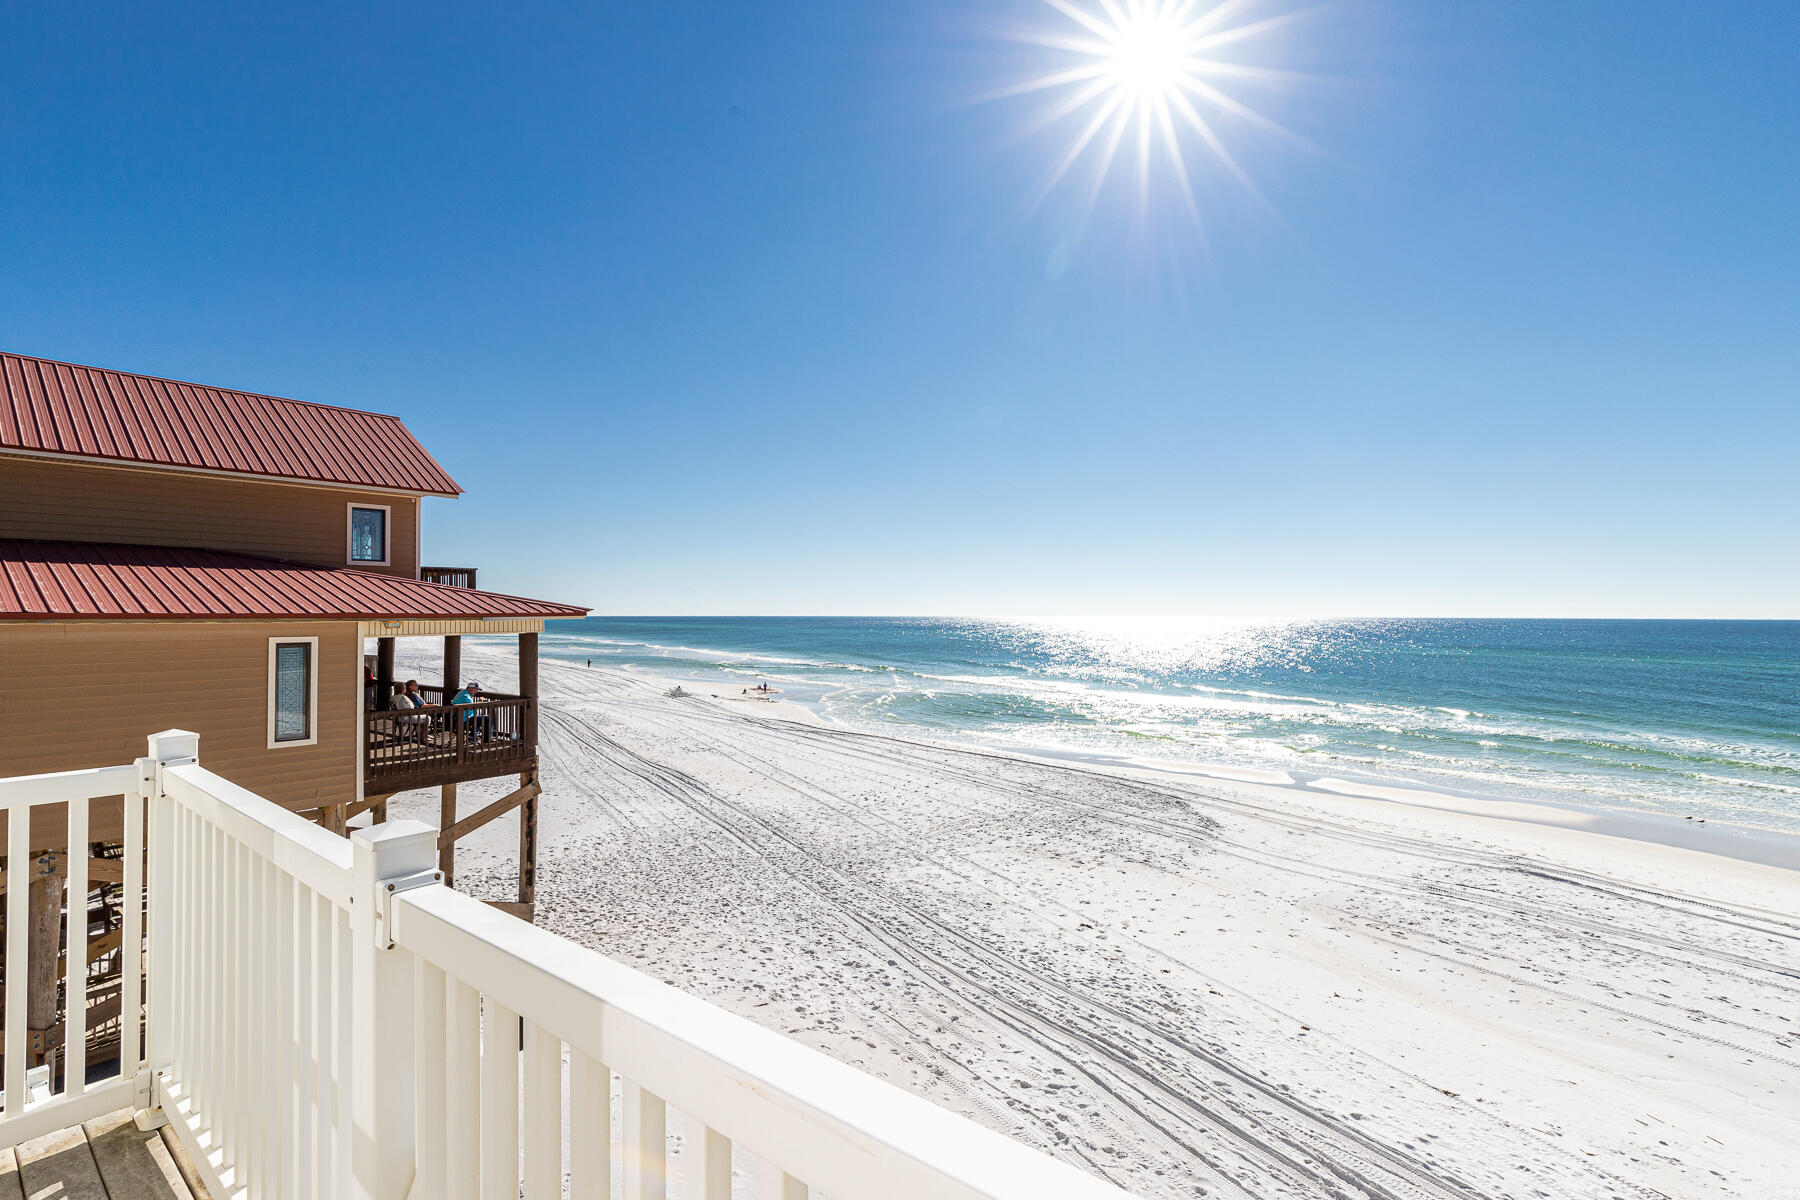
left=0, top=541, right=587, bottom=621
left=0, top=351, right=462, bottom=496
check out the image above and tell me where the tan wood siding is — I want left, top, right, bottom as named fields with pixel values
left=0, top=620, right=360, bottom=845
left=0, top=454, right=421, bottom=577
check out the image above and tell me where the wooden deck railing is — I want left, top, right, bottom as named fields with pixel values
left=419, top=566, right=477, bottom=589
left=0, top=734, right=1137, bottom=1200
left=365, top=696, right=535, bottom=793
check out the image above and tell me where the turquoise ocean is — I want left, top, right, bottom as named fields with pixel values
left=538, top=617, right=1800, bottom=836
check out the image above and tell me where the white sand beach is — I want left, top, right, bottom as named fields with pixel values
left=393, top=644, right=1800, bottom=1200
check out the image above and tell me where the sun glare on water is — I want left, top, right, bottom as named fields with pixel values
left=991, top=0, right=1315, bottom=234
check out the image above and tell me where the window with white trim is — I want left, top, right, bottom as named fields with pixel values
left=269, top=637, right=318, bottom=747
left=348, top=505, right=389, bottom=564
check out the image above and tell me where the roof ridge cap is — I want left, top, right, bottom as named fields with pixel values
left=1, top=349, right=412, bottom=424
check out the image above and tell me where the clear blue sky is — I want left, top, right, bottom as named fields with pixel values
left=3, top=2, right=1794, bottom=617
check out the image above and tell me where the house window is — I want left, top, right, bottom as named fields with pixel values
left=348, top=505, right=389, bottom=565
left=268, top=637, right=319, bottom=747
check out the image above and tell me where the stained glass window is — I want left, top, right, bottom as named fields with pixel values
left=274, top=642, right=312, bottom=742
left=350, top=507, right=386, bottom=562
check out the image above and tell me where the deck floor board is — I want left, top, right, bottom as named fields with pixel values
left=10, top=1110, right=200, bottom=1200
left=84, top=1111, right=196, bottom=1200
left=16, top=1123, right=108, bottom=1200
left=0, top=1147, right=22, bottom=1200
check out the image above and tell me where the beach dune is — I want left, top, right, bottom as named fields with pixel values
left=393, top=644, right=1800, bottom=1200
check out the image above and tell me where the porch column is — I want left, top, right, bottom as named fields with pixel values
left=375, top=637, right=395, bottom=707
left=443, top=634, right=462, bottom=696
left=519, top=633, right=538, bottom=745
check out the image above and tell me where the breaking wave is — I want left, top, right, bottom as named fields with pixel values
left=541, top=616, right=1800, bottom=834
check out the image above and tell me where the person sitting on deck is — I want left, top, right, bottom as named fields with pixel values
left=452, top=680, right=495, bottom=742
left=403, top=679, right=439, bottom=729
left=389, top=681, right=430, bottom=725
left=383, top=682, right=429, bottom=742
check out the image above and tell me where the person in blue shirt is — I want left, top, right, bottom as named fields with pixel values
left=452, top=680, right=495, bottom=742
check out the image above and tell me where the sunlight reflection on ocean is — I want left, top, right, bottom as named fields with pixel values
left=538, top=617, right=1800, bottom=835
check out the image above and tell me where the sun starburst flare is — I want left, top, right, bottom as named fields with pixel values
left=987, top=0, right=1318, bottom=239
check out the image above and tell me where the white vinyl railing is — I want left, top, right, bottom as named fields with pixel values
left=149, top=732, right=360, bottom=1197
left=0, top=759, right=147, bottom=1147
left=0, top=732, right=1134, bottom=1200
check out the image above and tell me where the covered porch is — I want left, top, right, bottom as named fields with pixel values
left=363, top=625, right=540, bottom=796
left=355, top=619, right=547, bottom=921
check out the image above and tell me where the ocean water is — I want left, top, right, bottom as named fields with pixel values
left=540, top=617, right=1800, bottom=835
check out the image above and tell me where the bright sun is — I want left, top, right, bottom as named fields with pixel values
left=992, top=0, right=1312, bottom=233
left=1105, top=8, right=1188, bottom=97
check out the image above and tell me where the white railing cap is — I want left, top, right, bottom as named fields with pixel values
left=351, top=819, right=439, bottom=879
left=147, top=729, right=199, bottom=765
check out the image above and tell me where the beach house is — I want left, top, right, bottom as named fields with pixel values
left=0, top=351, right=587, bottom=1065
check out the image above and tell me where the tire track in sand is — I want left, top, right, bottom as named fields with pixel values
left=540, top=704, right=1653, bottom=1200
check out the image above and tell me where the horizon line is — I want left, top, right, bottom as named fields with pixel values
left=543, top=613, right=1800, bottom=623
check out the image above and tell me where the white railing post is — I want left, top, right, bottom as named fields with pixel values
left=137, top=729, right=199, bottom=1124
left=350, top=820, right=438, bottom=1200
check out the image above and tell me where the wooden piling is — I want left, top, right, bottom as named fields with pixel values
left=517, top=773, right=537, bottom=911
left=26, top=873, right=61, bottom=1065
left=439, top=784, right=457, bottom=887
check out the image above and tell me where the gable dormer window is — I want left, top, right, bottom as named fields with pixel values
left=348, top=504, right=390, bottom=565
